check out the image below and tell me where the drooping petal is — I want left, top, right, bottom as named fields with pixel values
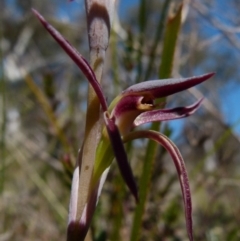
left=103, top=112, right=139, bottom=202
left=32, top=9, right=108, bottom=112
left=134, top=98, right=203, bottom=126
left=122, top=73, right=214, bottom=99
left=123, top=130, right=193, bottom=241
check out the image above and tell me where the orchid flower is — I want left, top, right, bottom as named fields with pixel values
left=33, top=9, right=214, bottom=241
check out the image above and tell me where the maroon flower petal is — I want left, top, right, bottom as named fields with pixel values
left=32, top=9, right=108, bottom=112
left=122, top=73, right=214, bottom=99
left=112, top=95, right=145, bottom=119
left=111, top=95, right=154, bottom=135
left=123, top=130, right=193, bottom=241
left=134, top=98, right=203, bottom=126
left=103, top=112, right=139, bottom=202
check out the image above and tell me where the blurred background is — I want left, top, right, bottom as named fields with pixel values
left=1, top=0, right=240, bottom=240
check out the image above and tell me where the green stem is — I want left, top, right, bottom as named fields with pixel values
left=144, top=0, right=172, bottom=80
left=130, top=5, right=182, bottom=241
left=109, top=29, right=125, bottom=239
left=135, top=0, right=147, bottom=83
left=76, top=0, right=113, bottom=220
left=130, top=124, right=158, bottom=241
left=76, top=58, right=104, bottom=219
left=109, top=174, right=125, bottom=241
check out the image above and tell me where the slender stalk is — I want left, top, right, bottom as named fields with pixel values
left=109, top=23, right=125, bottom=240
left=130, top=5, right=182, bottom=241
left=130, top=133, right=158, bottom=241
left=76, top=59, right=103, bottom=219
left=76, top=0, right=115, bottom=221
left=158, top=5, right=183, bottom=79
left=109, top=174, right=125, bottom=241
left=135, top=0, right=147, bottom=83
left=144, top=0, right=172, bottom=80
